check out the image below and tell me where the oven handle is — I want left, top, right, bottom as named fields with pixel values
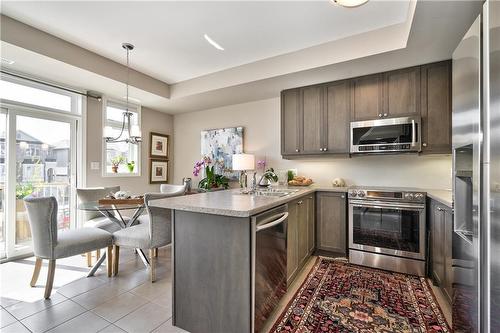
left=350, top=202, right=425, bottom=211
left=411, top=119, right=416, bottom=147
left=256, top=212, right=288, bottom=232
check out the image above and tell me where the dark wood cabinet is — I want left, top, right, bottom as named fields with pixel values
left=287, top=195, right=315, bottom=285
left=281, top=89, right=301, bottom=155
left=429, top=198, right=453, bottom=304
left=324, top=81, right=351, bottom=153
left=351, top=73, right=384, bottom=121
left=384, top=66, right=421, bottom=117
left=421, top=60, right=452, bottom=153
left=281, top=60, right=452, bottom=158
left=315, top=192, right=347, bottom=255
left=301, top=86, right=323, bottom=154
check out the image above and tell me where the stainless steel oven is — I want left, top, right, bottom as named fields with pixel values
left=350, top=116, right=422, bottom=154
left=348, top=188, right=426, bottom=276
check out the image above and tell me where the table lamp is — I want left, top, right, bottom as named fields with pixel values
left=232, top=154, right=255, bottom=188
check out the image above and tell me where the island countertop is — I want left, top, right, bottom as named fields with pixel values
left=150, top=185, right=452, bottom=217
left=150, top=186, right=347, bottom=217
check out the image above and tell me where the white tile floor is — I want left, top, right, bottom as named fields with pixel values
left=0, top=247, right=187, bottom=333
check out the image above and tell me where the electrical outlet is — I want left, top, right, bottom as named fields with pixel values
left=90, top=162, right=100, bottom=170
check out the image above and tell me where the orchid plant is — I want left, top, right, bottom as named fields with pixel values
left=193, top=156, right=229, bottom=191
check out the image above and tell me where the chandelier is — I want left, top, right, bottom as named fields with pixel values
left=103, top=43, right=142, bottom=144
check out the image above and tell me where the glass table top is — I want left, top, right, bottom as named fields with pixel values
left=78, top=201, right=145, bottom=211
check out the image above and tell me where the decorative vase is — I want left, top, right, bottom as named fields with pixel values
left=127, top=164, right=135, bottom=172
left=112, top=166, right=118, bottom=173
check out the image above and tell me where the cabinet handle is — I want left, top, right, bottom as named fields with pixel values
left=423, top=143, right=428, bottom=147
left=378, top=114, right=382, bottom=118
left=323, top=148, right=328, bottom=152
left=437, top=207, right=444, bottom=211
left=341, top=195, right=345, bottom=198
left=320, top=148, right=324, bottom=152
left=295, top=149, right=300, bottom=152
left=297, top=200, right=303, bottom=205
left=383, top=113, right=388, bottom=117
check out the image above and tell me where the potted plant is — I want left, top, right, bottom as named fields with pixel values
left=126, top=160, right=135, bottom=173
left=111, top=155, right=125, bottom=173
left=193, top=156, right=229, bottom=191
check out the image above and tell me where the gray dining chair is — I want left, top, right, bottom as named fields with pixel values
left=77, top=186, right=121, bottom=266
left=113, top=191, right=183, bottom=282
left=24, top=196, right=113, bottom=299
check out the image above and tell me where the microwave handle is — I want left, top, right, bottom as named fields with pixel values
left=411, top=119, right=416, bottom=147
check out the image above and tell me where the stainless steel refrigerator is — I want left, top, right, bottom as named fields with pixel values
left=452, top=1, right=499, bottom=332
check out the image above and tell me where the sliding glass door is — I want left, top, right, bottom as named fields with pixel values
left=14, top=114, right=75, bottom=250
left=0, top=109, right=6, bottom=259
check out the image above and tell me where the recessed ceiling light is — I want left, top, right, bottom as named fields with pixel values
left=331, top=0, right=369, bottom=8
left=1, top=57, right=15, bottom=65
left=204, top=34, right=225, bottom=51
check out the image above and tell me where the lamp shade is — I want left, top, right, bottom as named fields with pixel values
left=232, top=154, right=255, bottom=171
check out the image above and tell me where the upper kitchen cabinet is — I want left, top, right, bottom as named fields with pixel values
left=301, top=85, right=323, bottom=154
left=281, top=89, right=301, bottom=155
left=384, top=66, right=421, bottom=117
left=421, top=60, right=452, bottom=154
left=324, top=80, right=351, bottom=154
left=350, top=73, right=384, bottom=121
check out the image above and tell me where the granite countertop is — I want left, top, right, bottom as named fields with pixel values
left=150, top=184, right=452, bottom=217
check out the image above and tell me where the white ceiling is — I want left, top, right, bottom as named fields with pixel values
left=0, top=0, right=410, bottom=84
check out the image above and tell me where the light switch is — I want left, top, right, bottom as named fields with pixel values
left=90, top=162, right=100, bottom=170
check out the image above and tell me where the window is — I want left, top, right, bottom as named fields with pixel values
left=103, top=99, right=141, bottom=176
left=0, top=76, right=81, bottom=114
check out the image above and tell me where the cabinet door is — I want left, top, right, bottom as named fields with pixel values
left=286, top=200, right=298, bottom=282
left=351, top=74, right=384, bottom=121
left=316, top=192, right=347, bottom=255
left=301, top=86, right=323, bottom=154
left=324, top=81, right=350, bottom=153
left=281, top=89, right=301, bottom=155
left=384, top=66, right=420, bottom=117
left=307, top=195, right=315, bottom=255
left=443, top=208, right=453, bottom=302
left=421, top=61, right=452, bottom=153
left=297, top=199, right=309, bottom=267
left=431, top=203, right=445, bottom=286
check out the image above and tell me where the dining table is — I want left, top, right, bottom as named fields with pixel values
left=78, top=201, right=148, bottom=276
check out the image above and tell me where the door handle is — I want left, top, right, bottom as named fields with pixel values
left=256, top=212, right=289, bottom=232
left=411, top=119, right=416, bottom=147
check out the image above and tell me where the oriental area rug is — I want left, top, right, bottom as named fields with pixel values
left=271, top=258, right=450, bottom=333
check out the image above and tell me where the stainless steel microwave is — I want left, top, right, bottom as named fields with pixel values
left=350, top=116, right=422, bottom=154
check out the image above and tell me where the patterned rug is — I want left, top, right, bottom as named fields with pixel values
left=271, top=258, right=450, bottom=333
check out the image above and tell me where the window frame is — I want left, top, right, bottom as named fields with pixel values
left=101, top=97, right=142, bottom=178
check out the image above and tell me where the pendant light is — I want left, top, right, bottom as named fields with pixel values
left=103, top=43, right=142, bottom=144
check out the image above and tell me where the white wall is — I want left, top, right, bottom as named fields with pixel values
left=173, top=97, right=452, bottom=190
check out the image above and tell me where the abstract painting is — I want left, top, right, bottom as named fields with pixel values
left=201, top=126, right=243, bottom=179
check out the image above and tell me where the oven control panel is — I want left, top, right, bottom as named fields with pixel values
left=348, top=189, right=426, bottom=203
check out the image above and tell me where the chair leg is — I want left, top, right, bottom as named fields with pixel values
left=30, top=257, right=42, bottom=287
left=153, top=248, right=158, bottom=257
left=106, top=246, right=113, bottom=277
left=149, top=249, right=156, bottom=283
left=86, top=252, right=92, bottom=267
left=44, top=259, right=56, bottom=299
left=113, top=245, right=120, bottom=276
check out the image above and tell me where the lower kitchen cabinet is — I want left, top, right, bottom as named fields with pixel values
left=429, top=198, right=453, bottom=303
left=287, top=195, right=315, bottom=285
left=315, top=192, right=347, bottom=256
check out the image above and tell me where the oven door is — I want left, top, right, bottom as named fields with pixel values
left=349, top=200, right=426, bottom=260
left=350, top=116, right=421, bottom=153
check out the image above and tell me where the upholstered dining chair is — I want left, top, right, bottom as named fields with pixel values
left=77, top=186, right=121, bottom=266
left=24, top=196, right=113, bottom=299
left=113, top=191, right=183, bottom=282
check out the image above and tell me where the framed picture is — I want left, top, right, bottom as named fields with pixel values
left=150, top=132, right=169, bottom=158
left=149, top=159, right=169, bottom=184
left=201, top=126, right=243, bottom=180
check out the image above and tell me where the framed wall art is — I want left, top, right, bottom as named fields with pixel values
left=201, top=126, right=243, bottom=179
left=149, top=159, right=169, bottom=184
left=150, top=132, right=169, bottom=159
